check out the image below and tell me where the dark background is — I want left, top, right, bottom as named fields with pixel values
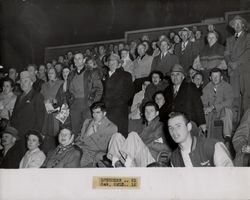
left=0, top=0, right=247, bottom=71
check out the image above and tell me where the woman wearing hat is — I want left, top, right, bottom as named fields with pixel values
left=19, top=130, right=46, bottom=168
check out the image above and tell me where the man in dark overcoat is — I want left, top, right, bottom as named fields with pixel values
left=10, top=71, right=45, bottom=150
left=103, top=54, right=133, bottom=138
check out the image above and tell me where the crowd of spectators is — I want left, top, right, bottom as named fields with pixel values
left=0, top=15, right=249, bottom=168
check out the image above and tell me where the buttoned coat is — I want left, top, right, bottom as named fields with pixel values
left=10, top=89, right=46, bottom=143
left=68, top=67, right=103, bottom=106
left=201, top=80, right=233, bottom=113
left=151, top=53, right=179, bottom=76
left=175, top=41, right=199, bottom=72
left=164, top=81, right=206, bottom=126
left=103, top=67, right=133, bottom=137
left=76, top=116, right=118, bottom=166
left=0, top=142, right=25, bottom=169
left=42, top=145, right=82, bottom=168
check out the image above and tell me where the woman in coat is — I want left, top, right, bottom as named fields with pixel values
left=0, top=78, right=17, bottom=120
left=19, top=130, right=46, bottom=168
left=55, top=66, right=71, bottom=129
left=42, top=128, right=82, bottom=168
left=40, top=67, right=63, bottom=154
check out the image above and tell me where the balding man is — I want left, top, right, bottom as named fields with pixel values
left=10, top=71, right=45, bottom=149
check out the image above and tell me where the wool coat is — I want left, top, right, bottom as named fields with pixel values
left=103, top=67, right=133, bottom=137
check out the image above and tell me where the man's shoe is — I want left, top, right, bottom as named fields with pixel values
left=224, top=136, right=236, bottom=159
left=96, top=158, right=113, bottom=168
left=114, top=160, right=125, bottom=167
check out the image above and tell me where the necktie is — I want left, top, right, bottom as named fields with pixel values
left=235, top=34, right=239, bottom=40
left=173, top=86, right=178, bottom=98
left=181, top=42, right=186, bottom=51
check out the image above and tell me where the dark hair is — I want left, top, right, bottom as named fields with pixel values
left=153, top=91, right=165, bottom=101
left=144, top=101, right=159, bottom=112
left=74, top=51, right=83, bottom=56
left=47, top=67, right=58, bottom=79
left=85, top=56, right=97, bottom=64
left=136, top=43, right=146, bottom=50
left=90, top=102, right=106, bottom=113
left=168, top=112, right=190, bottom=124
left=2, top=77, right=15, bottom=88
left=150, top=70, right=164, bottom=81
left=25, top=130, right=44, bottom=146
left=209, top=67, right=222, bottom=76
left=141, top=101, right=159, bottom=124
left=193, top=71, right=204, bottom=80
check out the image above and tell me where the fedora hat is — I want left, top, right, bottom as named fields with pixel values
left=108, top=53, right=123, bottom=64
left=1, top=126, right=19, bottom=140
left=178, top=27, right=192, bottom=38
left=229, top=15, right=248, bottom=29
left=170, top=64, right=186, bottom=76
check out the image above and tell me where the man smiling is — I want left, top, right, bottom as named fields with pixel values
left=168, top=112, right=233, bottom=167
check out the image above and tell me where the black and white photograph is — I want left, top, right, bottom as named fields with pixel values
left=0, top=0, right=250, bottom=199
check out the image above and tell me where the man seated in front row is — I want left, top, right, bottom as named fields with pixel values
left=201, top=68, right=233, bottom=141
left=103, top=102, right=171, bottom=167
left=75, top=102, right=118, bottom=167
left=0, top=126, right=25, bottom=168
left=168, top=112, right=233, bottom=167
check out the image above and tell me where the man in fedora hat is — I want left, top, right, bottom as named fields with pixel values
left=225, top=15, right=250, bottom=123
left=151, top=38, right=179, bottom=76
left=164, top=64, right=206, bottom=135
left=0, top=126, right=25, bottom=168
left=175, top=27, right=199, bottom=72
left=10, top=71, right=46, bottom=150
left=103, top=53, right=133, bottom=138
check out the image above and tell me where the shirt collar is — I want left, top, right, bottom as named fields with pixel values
left=76, top=67, right=85, bottom=75
left=235, top=31, right=243, bottom=38
left=27, top=148, right=40, bottom=154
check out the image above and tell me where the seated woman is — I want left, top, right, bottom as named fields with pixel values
left=153, top=91, right=168, bottom=122
left=19, top=130, right=46, bottom=168
left=0, top=77, right=17, bottom=120
left=42, top=128, right=82, bottom=168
